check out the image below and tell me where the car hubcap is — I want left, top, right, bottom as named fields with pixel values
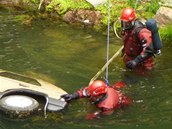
left=5, top=96, right=33, bottom=108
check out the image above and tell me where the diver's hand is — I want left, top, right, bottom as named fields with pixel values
left=61, top=92, right=79, bottom=102
left=126, top=60, right=137, bottom=69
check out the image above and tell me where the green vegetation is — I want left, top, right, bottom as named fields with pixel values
left=46, top=0, right=92, bottom=14
left=30, top=0, right=39, bottom=3
left=14, top=14, right=34, bottom=26
left=1, top=0, right=171, bottom=42
left=140, top=0, right=160, bottom=18
left=15, top=14, right=30, bottom=21
left=1, top=0, right=161, bottom=30
left=159, top=24, right=172, bottom=42
left=95, top=0, right=127, bottom=26
left=93, top=0, right=160, bottom=30
left=99, top=0, right=159, bottom=24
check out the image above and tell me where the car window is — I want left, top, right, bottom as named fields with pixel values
left=0, top=72, right=41, bottom=86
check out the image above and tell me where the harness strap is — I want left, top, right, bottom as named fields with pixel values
left=133, top=20, right=146, bottom=43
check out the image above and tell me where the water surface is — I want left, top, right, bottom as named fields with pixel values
left=0, top=7, right=172, bottom=129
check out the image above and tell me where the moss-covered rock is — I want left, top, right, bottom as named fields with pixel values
left=0, top=0, right=164, bottom=32
left=0, top=0, right=39, bottom=11
left=15, top=14, right=34, bottom=26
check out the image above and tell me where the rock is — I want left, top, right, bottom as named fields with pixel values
left=63, top=9, right=102, bottom=26
left=85, top=0, right=106, bottom=7
left=63, top=11, right=76, bottom=23
left=0, top=0, right=37, bottom=11
left=160, top=0, right=172, bottom=7
left=0, top=0, right=16, bottom=6
left=154, top=6, right=172, bottom=26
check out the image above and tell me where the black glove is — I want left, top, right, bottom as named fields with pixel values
left=61, top=92, right=79, bottom=102
left=126, top=57, right=140, bottom=69
left=126, top=60, right=138, bottom=69
left=126, top=52, right=153, bottom=69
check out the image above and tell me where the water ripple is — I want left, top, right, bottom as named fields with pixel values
left=3, top=38, right=13, bottom=44
left=0, top=55, right=5, bottom=59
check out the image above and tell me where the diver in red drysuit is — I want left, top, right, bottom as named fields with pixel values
left=61, top=80, right=131, bottom=120
left=120, top=8, right=154, bottom=71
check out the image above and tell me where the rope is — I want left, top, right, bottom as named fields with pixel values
left=105, top=0, right=111, bottom=85
left=89, top=0, right=139, bottom=85
left=89, top=45, right=124, bottom=85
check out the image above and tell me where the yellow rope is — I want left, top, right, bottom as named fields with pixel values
left=89, top=45, right=124, bottom=85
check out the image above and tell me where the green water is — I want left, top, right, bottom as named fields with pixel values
left=0, top=8, right=172, bottom=129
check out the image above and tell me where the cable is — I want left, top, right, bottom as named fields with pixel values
left=105, top=0, right=111, bottom=86
left=113, top=18, right=122, bottom=39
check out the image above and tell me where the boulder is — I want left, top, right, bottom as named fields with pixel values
left=154, top=6, right=172, bottom=26
left=63, top=9, right=102, bottom=26
left=160, top=0, right=172, bottom=7
left=85, top=0, right=106, bottom=7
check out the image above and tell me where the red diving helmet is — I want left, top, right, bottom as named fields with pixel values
left=87, top=80, right=107, bottom=97
left=120, top=8, right=136, bottom=30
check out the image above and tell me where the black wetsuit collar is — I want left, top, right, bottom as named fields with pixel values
left=92, top=93, right=108, bottom=105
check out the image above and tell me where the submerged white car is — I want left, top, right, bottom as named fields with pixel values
left=0, top=70, right=68, bottom=118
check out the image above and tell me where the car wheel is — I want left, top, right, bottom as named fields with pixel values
left=0, top=95, right=39, bottom=118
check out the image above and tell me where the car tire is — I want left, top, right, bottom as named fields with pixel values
left=0, top=95, right=39, bottom=118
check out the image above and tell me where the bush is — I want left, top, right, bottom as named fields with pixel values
left=159, top=24, right=172, bottom=42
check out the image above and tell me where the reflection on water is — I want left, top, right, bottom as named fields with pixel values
left=0, top=7, right=172, bottom=129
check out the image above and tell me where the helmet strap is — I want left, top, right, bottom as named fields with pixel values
left=92, top=93, right=108, bottom=105
left=121, top=20, right=135, bottom=32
